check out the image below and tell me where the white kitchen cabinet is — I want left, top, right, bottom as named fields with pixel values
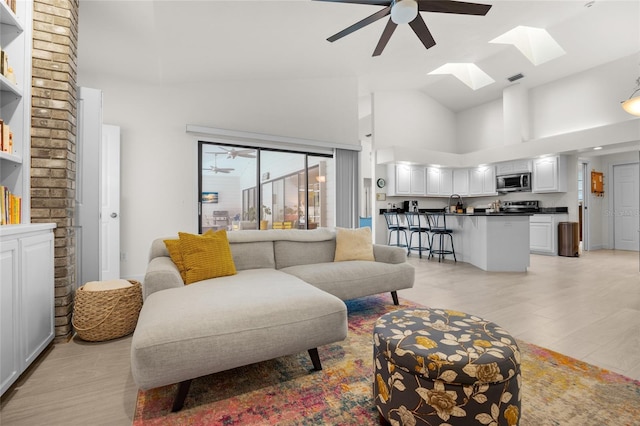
left=1, top=224, right=55, bottom=395
left=532, top=156, right=567, bottom=193
left=469, top=166, right=497, bottom=196
left=530, top=214, right=568, bottom=255
left=426, top=167, right=452, bottom=197
left=453, top=169, right=469, bottom=196
left=496, top=159, right=532, bottom=175
left=386, top=164, right=425, bottom=196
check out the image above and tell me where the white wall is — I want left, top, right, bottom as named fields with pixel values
left=456, top=99, right=503, bottom=153
left=530, top=54, right=640, bottom=139
left=436, top=53, right=640, bottom=156
left=372, top=90, right=457, bottom=152
left=75, top=75, right=359, bottom=280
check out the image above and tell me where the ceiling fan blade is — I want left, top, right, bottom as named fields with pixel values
left=372, top=18, right=397, bottom=56
left=418, top=0, right=491, bottom=16
left=314, top=0, right=390, bottom=4
left=327, top=6, right=391, bottom=42
left=408, top=13, right=436, bottom=50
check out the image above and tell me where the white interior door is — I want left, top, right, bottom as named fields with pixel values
left=77, top=87, right=102, bottom=286
left=613, top=163, right=639, bottom=251
left=101, top=125, right=120, bottom=280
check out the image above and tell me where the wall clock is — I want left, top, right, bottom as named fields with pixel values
left=376, top=178, right=386, bottom=188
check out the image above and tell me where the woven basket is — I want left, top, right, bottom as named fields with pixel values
left=72, top=280, right=143, bottom=342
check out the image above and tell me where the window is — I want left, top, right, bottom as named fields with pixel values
left=198, top=142, right=333, bottom=232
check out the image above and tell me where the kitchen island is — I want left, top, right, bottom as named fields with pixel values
left=440, top=213, right=531, bottom=272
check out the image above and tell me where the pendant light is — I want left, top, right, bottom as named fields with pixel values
left=621, top=77, right=640, bottom=116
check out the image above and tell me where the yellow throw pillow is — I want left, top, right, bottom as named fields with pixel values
left=178, top=230, right=237, bottom=284
left=334, top=227, right=375, bottom=262
left=164, top=238, right=187, bottom=283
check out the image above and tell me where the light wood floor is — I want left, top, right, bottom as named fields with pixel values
left=1, top=249, right=639, bottom=425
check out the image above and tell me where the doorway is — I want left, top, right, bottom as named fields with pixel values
left=612, top=162, right=640, bottom=251
left=578, top=161, right=589, bottom=251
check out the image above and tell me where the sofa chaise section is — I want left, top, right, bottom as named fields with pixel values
left=131, top=268, right=347, bottom=410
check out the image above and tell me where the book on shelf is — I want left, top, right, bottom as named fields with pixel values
left=1, top=185, right=21, bottom=225
left=1, top=119, right=13, bottom=154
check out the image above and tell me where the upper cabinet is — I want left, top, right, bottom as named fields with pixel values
left=1, top=0, right=32, bottom=225
left=387, top=164, right=426, bottom=196
left=495, top=159, right=532, bottom=176
left=532, top=156, right=567, bottom=193
left=469, top=166, right=497, bottom=196
left=452, top=169, right=469, bottom=196
left=426, top=167, right=452, bottom=197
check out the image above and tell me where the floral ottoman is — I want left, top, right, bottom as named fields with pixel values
left=373, top=308, right=521, bottom=426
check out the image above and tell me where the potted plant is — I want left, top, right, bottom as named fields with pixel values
left=260, top=205, right=271, bottom=230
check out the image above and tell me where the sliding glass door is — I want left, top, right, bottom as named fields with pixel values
left=198, top=142, right=333, bottom=232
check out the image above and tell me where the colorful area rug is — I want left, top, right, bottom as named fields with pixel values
left=133, top=295, right=640, bottom=425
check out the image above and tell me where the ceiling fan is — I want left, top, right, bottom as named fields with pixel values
left=315, top=0, right=492, bottom=56
left=203, top=153, right=235, bottom=174
left=221, top=147, right=256, bottom=159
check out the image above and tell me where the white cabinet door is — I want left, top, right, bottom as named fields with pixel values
left=530, top=219, right=554, bottom=254
left=482, top=166, right=497, bottom=195
left=389, top=165, right=425, bottom=196
left=469, top=168, right=483, bottom=195
left=20, top=232, right=55, bottom=366
left=469, top=167, right=496, bottom=196
left=426, top=167, right=442, bottom=196
left=396, top=165, right=412, bottom=195
left=453, top=169, right=469, bottom=196
left=1, top=226, right=55, bottom=396
left=533, top=157, right=558, bottom=192
left=533, top=156, right=567, bottom=193
left=530, top=214, right=568, bottom=255
left=427, top=167, right=452, bottom=196
left=1, top=239, right=19, bottom=395
left=440, top=169, right=453, bottom=196
left=410, top=166, right=426, bottom=195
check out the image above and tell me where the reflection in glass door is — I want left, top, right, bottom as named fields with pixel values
left=199, top=143, right=257, bottom=232
left=199, top=142, right=333, bottom=232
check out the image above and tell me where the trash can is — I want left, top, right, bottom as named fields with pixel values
left=558, top=222, right=579, bottom=257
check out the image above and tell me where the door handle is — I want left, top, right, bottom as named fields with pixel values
left=110, top=212, right=118, bottom=218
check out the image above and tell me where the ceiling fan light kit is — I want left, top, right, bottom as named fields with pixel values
left=390, top=0, right=418, bottom=24
left=621, top=77, right=640, bottom=117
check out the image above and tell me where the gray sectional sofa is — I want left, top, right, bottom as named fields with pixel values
left=131, top=228, right=414, bottom=411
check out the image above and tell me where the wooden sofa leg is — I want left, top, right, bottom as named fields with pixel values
left=308, top=348, right=322, bottom=371
left=171, top=379, right=193, bottom=412
left=391, top=291, right=399, bottom=305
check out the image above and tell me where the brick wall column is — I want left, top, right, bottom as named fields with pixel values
left=30, top=0, right=79, bottom=341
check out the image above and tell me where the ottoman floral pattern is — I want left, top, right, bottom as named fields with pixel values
left=374, top=309, right=521, bottom=426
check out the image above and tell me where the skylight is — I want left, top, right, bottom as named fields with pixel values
left=490, top=26, right=566, bottom=66
left=428, top=63, right=495, bottom=90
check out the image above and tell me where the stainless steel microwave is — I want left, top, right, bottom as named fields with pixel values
left=497, top=172, right=531, bottom=193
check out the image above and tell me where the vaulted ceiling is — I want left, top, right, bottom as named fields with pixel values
left=78, top=0, right=639, bottom=113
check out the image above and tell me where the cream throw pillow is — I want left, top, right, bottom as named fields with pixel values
left=334, top=227, right=375, bottom=262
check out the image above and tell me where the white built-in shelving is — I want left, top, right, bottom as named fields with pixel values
left=1, top=0, right=32, bottom=225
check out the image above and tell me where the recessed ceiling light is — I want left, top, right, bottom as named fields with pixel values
left=428, top=63, right=495, bottom=90
left=490, top=26, right=566, bottom=66
left=593, top=146, right=603, bottom=150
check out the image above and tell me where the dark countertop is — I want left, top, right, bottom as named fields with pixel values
left=379, top=206, right=568, bottom=215
left=379, top=209, right=531, bottom=216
